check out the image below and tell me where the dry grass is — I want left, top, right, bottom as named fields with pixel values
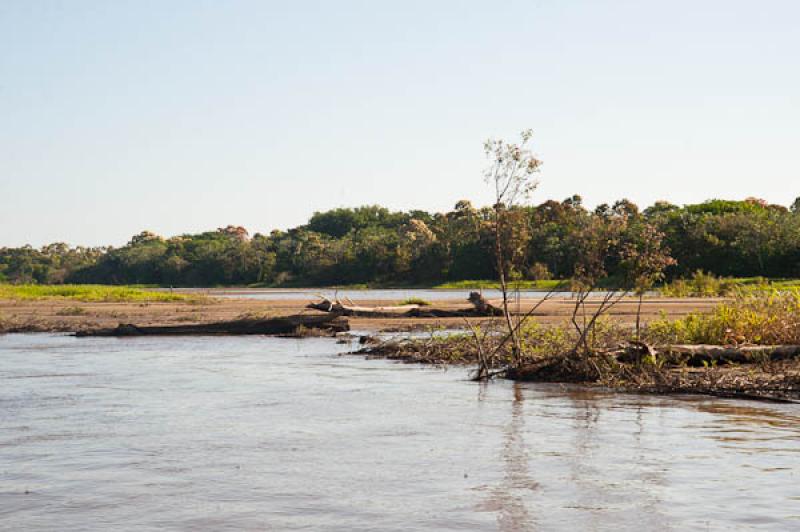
left=55, top=306, right=88, bottom=316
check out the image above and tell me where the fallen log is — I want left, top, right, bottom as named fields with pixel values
left=306, top=292, right=503, bottom=319
left=663, top=344, right=800, bottom=366
left=612, top=343, right=800, bottom=366
left=406, top=307, right=502, bottom=318
left=75, top=313, right=349, bottom=337
left=306, top=299, right=422, bottom=317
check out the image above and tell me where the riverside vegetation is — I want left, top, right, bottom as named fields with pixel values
left=2, top=198, right=800, bottom=288
left=3, top=130, right=799, bottom=401
left=359, top=291, right=800, bottom=402
left=0, top=284, right=199, bottom=302
left=347, top=131, right=800, bottom=400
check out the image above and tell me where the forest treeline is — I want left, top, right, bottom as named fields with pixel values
left=2, top=196, right=800, bottom=287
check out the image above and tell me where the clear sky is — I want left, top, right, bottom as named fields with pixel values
left=1, top=0, right=798, bottom=247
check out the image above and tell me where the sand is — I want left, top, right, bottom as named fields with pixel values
left=0, top=295, right=723, bottom=333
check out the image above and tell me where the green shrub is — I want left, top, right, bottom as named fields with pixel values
left=660, top=270, right=739, bottom=297
left=644, top=291, right=800, bottom=345
left=660, top=272, right=800, bottom=297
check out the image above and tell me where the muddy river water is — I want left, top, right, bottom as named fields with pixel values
left=1, top=334, right=798, bottom=530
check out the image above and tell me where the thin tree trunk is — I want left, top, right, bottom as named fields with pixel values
left=495, top=207, right=521, bottom=367
left=635, top=292, right=644, bottom=341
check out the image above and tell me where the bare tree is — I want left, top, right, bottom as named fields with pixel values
left=483, top=130, right=543, bottom=369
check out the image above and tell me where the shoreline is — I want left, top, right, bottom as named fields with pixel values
left=2, top=295, right=797, bottom=403
left=353, top=338, right=800, bottom=404
left=0, top=295, right=721, bottom=334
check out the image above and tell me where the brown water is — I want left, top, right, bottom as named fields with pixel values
left=1, top=334, right=799, bottom=531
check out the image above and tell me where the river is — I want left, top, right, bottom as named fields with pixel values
left=174, top=288, right=586, bottom=301
left=1, top=334, right=798, bottom=530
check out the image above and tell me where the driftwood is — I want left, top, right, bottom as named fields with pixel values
left=615, top=342, right=800, bottom=366
left=663, top=344, right=800, bottom=366
left=467, top=292, right=500, bottom=315
left=75, top=313, right=349, bottom=337
left=306, top=291, right=502, bottom=318
left=306, top=299, right=420, bottom=317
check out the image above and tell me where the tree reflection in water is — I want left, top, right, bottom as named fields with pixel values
left=479, top=383, right=538, bottom=531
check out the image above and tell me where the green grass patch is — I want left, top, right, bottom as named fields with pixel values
left=397, top=297, right=431, bottom=306
left=434, top=279, right=565, bottom=290
left=0, top=284, right=202, bottom=303
left=660, top=272, right=800, bottom=297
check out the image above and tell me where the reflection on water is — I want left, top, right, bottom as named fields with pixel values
left=499, top=384, right=537, bottom=531
left=1, top=334, right=799, bottom=531
left=477, top=384, right=537, bottom=531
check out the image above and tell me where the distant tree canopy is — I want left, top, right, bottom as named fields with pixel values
left=2, top=197, right=800, bottom=286
left=307, top=206, right=409, bottom=238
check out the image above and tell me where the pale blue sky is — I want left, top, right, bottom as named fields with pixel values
left=1, top=0, right=798, bottom=247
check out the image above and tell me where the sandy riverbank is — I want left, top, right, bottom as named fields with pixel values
left=0, top=295, right=722, bottom=334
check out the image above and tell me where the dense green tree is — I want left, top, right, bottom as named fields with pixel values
left=2, top=196, right=799, bottom=286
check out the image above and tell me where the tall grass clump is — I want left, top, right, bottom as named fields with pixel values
left=645, top=291, right=800, bottom=345
left=660, top=270, right=739, bottom=297
left=0, top=284, right=202, bottom=303
left=397, top=297, right=431, bottom=306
